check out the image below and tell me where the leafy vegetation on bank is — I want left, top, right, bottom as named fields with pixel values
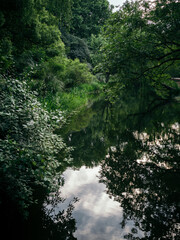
left=40, top=82, right=104, bottom=112
left=0, top=77, right=72, bottom=214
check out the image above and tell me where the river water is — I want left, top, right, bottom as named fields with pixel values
left=51, top=95, right=180, bottom=240
left=3, top=93, right=180, bottom=239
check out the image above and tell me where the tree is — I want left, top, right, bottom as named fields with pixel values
left=61, top=32, right=91, bottom=62
left=47, top=0, right=73, bottom=29
left=0, top=0, right=66, bottom=73
left=70, top=0, right=112, bottom=39
left=100, top=0, right=180, bottom=96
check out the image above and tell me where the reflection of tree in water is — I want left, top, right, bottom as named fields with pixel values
left=96, top=94, right=180, bottom=239
left=30, top=193, right=78, bottom=240
left=63, top=89, right=179, bottom=170
left=61, top=92, right=180, bottom=238
left=99, top=124, right=180, bottom=239
left=62, top=100, right=113, bottom=168
left=1, top=188, right=78, bottom=240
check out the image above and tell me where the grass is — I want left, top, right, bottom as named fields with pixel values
left=40, top=81, right=105, bottom=112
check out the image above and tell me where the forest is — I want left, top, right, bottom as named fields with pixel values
left=0, top=0, right=179, bottom=237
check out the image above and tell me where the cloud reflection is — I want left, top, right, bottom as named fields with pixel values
left=58, top=166, right=143, bottom=240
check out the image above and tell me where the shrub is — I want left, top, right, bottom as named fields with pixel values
left=63, top=58, right=95, bottom=88
left=0, top=76, right=72, bottom=214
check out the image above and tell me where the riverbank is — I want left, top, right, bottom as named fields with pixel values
left=40, top=81, right=105, bottom=113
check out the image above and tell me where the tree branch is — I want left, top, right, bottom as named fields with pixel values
left=156, top=49, right=180, bottom=61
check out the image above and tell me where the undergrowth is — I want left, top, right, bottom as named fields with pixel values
left=40, top=81, right=104, bottom=112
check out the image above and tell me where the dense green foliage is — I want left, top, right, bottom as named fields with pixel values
left=0, top=0, right=97, bottom=94
left=0, top=77, right=72, bottom=213
left=0, top=0, right=63, bottom=71
left=62, top=32, right=91, bottom=62
left=70, top=0, right=111, bottom=39
left=98, top=0, right=180, bottom=97
left=26, top=56, right=95, bottom=95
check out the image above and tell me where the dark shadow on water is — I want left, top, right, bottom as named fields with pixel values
left=0, top=189, right=78, bottom=240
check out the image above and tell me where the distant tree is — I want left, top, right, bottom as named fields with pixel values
left=47, top=0, right=73, bottom=29
left=0, top=0, right=66, bottom=73
left=70, top=0, right=112, bottom=39
left=61, top=32, right=91, bottom=62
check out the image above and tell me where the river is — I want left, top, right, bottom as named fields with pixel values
left=51, top=94, right=179, bottom=240
left=3, top=92, right=180, bottom=239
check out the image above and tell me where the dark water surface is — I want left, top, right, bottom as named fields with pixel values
left=2, top=93, right=180, bottom=239
left=57, top=96, right=180, bottom=240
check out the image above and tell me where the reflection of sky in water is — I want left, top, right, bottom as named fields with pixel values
left=55, top=166, right=144, bottom=240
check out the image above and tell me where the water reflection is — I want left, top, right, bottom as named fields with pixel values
left=59, top=167, right=144, bottom=240
left=100, top=142, right=180, bottom=239
left=2, top=91, right=179, bottom=239
left=97, top=100, right=180, bottom=239
left=0, top=186, right=78, bottom=240
left=62, top=93, right=180, bottom=239
left=27, top=193, right=78, bottom=240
